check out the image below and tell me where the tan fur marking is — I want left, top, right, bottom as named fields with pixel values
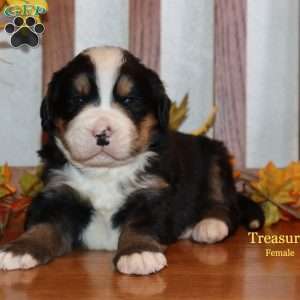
left=107, top=104, right=155, bottom=154
left=74, top=74, right=90, bottom=95
left=140, top=175, right=169, bottom=190
left=135, top=114, right=157, bottom=151
left=117, top=75, right=134, bottom=97
left=110, top=102, right=140, bottom=151
left=55, top=118, right=66, bottom=134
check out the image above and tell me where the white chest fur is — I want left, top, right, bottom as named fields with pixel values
left=50, top=152, right=155, bottom=250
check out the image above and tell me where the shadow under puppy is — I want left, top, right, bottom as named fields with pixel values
left=0, top=46, right=264, bottom=275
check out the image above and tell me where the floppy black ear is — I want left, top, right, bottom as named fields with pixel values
left=158, top=94, right=171, bottom=130
left=40, top=96, right=52, bottom=131
left=146, top=68, right=171, bottom=130
left=40, top=67, right=65, bottom=131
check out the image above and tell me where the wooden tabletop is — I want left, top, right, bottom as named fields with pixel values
left=1, top=217, right=300, bottom=300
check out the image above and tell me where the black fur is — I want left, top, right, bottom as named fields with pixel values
left=38, top=136, right=67, bottom=177
left=116, top=50, right=171, bottom=129
left=237, top=194, right=265, bottom=231
left=113, top=132, right=241, bottom=244
left=41, top=53, right=98, bottom=129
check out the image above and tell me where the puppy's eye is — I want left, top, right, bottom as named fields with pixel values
left=121, top=96, right=142, bottom=105
left=71, top=96, right=84, bottom=104
left=123, top=97, right=132, bottom=105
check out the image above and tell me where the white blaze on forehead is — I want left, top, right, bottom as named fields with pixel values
left=85, top=47, right=124, bottom=108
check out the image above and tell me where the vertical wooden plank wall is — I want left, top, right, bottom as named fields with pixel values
left=42, top=0, right=75, bottom=93
left=42, top=1, right=251, bottom=169
left=214, top=0, right=247, bottom=169
left=44, top=0, right=160, bottom=85
left=129, top=0, right=161, bottom=73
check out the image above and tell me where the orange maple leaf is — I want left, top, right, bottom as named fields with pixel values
left=251, top=161, right=300, bottom=205
left=0, top=164, right=17, bottom=199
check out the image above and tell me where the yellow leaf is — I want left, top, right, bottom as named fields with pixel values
left=250, top=161, right=300, bottom=205
left=0, top=164, right=16, bottom=199
left=2, top=163, right=12, bottom=183
left=19, top=169, right=43, bottom=197
left=191, top=105, right=218, bottom=136
left=169, top=94, right=189, bottom=130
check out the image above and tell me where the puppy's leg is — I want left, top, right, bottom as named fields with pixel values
left=114, top=225, right=167, bottom=276
left=0, top=185, right=93, bottom=271
left=192, top=155, right=239, bottom=244
left=0, top=223, right=70, bottom=270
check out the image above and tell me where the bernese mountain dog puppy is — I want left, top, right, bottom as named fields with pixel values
left=0, top=46, right=264, bottom=275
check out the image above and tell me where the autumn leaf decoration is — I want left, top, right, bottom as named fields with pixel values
left=191, top=106, right=218, bottom=136
left=0, top=164, right=16, bottom=198
left=19, top=167, right=43, bottom=198
left=0, top=165, right=43, bottom=236
left=169, top=94, right=218, bottom=135
left=169, top=94, right=189, bottom=130
left=239, top=162, right=300, bottom=226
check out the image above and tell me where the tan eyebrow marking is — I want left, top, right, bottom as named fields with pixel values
left=74, top=74, right=90, bottom=95
left=116, top=75, right=134, bottom=97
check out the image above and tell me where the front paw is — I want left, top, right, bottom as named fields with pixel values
left=0, top=240, right=48, bottom=271
left=116, top=251, right=167, bottom=275
left=0, top=251, right=38, bottom=271
left=192, top=218, right=229, bottom=244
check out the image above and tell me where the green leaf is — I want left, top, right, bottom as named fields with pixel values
left=261, top=201, right=281, bottom=227
left=19, top=171, right=43, bottom=197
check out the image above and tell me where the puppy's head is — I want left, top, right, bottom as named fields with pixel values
left=41, top=46, right=170, bottom=168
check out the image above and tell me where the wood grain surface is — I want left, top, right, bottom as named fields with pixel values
left=129, top=0, right=161, bottom=73
left=42, top=0, right=74, bottom=93
left=1, top=217, right=300, bottom=300
left=214, top=0, right=247, bottom=169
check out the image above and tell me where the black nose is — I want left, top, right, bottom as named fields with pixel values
left=96, top=132, right=110, bottom=146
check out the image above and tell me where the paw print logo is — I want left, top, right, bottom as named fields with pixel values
left=4, top=16, right=45, bottom=48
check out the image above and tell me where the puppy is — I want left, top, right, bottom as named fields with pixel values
left=0, top=46, right=264, bottom=275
